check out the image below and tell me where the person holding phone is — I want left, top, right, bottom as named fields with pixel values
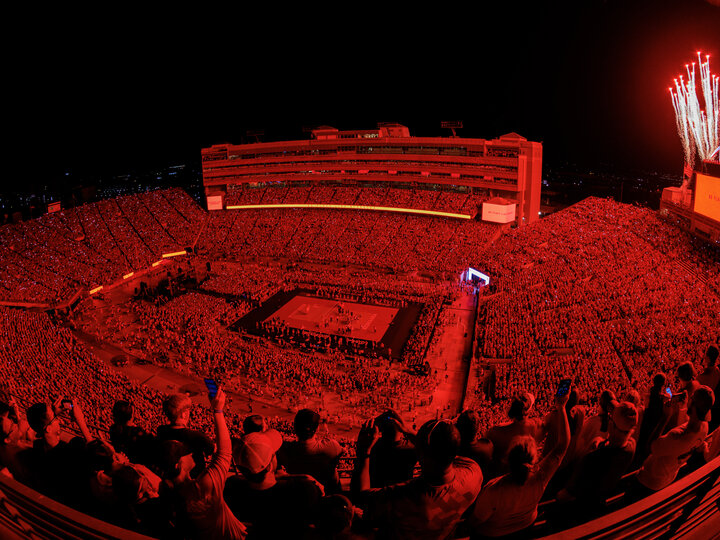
left=468, top=388, right=571, bottom=537
left=19, top=397, right=94, bottom=506
left=633, top=385, right=714, bottom=498
left=157, top=393, right=213, bottom=478
left=484, top=391, right=547, bottom=476
left=159, top=386, right=247, bottom=540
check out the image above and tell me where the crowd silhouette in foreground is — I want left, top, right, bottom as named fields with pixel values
left=1, top=344, right=719, bottom=539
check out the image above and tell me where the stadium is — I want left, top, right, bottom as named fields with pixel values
left=0, top=114, right=719, bottom=538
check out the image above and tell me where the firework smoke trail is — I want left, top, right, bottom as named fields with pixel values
left=670, top=73, right=695, bottom=167
left=669, top=53, right=720, bottom=169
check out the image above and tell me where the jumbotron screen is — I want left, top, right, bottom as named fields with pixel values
left=694, top=172, right=720, bottom=222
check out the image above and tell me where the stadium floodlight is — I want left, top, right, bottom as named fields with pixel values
left=670, top=52, right=719, bottom=181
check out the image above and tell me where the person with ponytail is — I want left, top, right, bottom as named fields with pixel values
left=468, top=389, right=571, bottom=538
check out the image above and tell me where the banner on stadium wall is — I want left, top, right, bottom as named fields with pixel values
left=694, top=173, right=720, bottom=222
left=481, top=202, right=516, bottom=223
left=207, top=195, right=224, bottom=211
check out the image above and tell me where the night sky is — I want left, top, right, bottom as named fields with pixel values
left=5, top=0, right=720, bottom=192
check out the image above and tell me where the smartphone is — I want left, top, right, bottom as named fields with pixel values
left=204, top=378, right=219, bottom=399
left=556, top=378, right=572, bottom=397
left=61, top=399, right=73, bottom=410
left=664, top=387, right=673, bottom=399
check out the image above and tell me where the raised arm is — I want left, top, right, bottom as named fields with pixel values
left=210, top=388, right=230, bottom=457
left=351, top=419, right=380, bottom=498
left=545, top=392, right=571, bottom=463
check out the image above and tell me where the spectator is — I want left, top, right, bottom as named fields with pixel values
left=277, top=408, right=344, bottom=494
left=109, top=399, right=156, bottom=466
left=697, top=345, right=720, bottom=392
left=159, top=387, right=247, bottom=540
left=634, top=373, right=668, bottom=467
left=665, top=362, right=701, bottom=432
left=455, top=409, right=493, bottom=477
left=557, top=401, right=638, bottom=518
left=468, top=390, right=570, bottom=538
left=352, top=417, right=482, bottom=540
left=485, top=391, right=546, bottom=475
left=157, top=393, right=214, bottom=478
left=21, top=397, right=93, bottom=506
left=111, top=463, right=173, bottom=538
left=575, top=389, right=615, bottom=459
left=225, top=425, right=324, bottom=538
left=634, top=385, right=714, bottom=495
left=0, top=399, right=32, bottom=482
left=365, top=409, right=418, bottom=489
left=698, top=345, right=720, bottom=429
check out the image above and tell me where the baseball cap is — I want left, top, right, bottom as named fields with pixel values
left=611, top=401, right=638, bottom=433
left=234, top=429, right=283, bottom=474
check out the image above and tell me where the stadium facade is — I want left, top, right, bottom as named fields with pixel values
left=660, top=160, right=720, bottom=242
left=201, top=124, right=543, bottom=225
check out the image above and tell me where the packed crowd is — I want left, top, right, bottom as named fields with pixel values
left=465, top=197, right=720, bottom=433
left=224, top=184, right=482, bottom=216
left=199, top=207, right=500, bottom=274
left=73, top=263, right=447, bottom=427
left=2, top=185, right=720, bottom=536
left=2, top=354, right=718, bottom=539
left=0, top=188, right=203, bottom=305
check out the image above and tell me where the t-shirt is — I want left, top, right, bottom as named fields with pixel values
left=224, top=473, right=323, bottom=538
left=469, top=448, right=562, bottom=537
left=636, top=421, right=709, bottom=491
left=277, top=437, right=344, bottom=493
left=363, top=456, right=482, bottom=540
left=369, top=437, right=418, bottom=488
left=177, top=450, right=247, bottom=540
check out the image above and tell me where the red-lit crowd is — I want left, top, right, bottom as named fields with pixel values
left=0, top=188, right=203, bottom=305
left=2, top=344, right=719, bottom=539
left=465, top=198, right=720, bottom=432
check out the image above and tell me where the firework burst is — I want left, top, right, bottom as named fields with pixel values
left=670, top=52, right=720, bottom=176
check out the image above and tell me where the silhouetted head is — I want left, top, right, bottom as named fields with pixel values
left=112, top=400, right=134, bottom=425
left=455, top=410, right=481, bottom=446
left=416, top=419, right=461, bottom=470
left=652, top=372, right=667, bottom=390
left=677, top=361, right=696, bottom=383
left=162, top=394, right=192, bottom=425
left=374, top=409, right=402, bottom=438
left=508, top=392, right=535, bottom=421
left=706, top=345, right=719, bottom=367
left=294, top=409, right=320, bottom=441
left=507, top=436, right=537, bottom=485
left=690, top=385, right=715, bottom=422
